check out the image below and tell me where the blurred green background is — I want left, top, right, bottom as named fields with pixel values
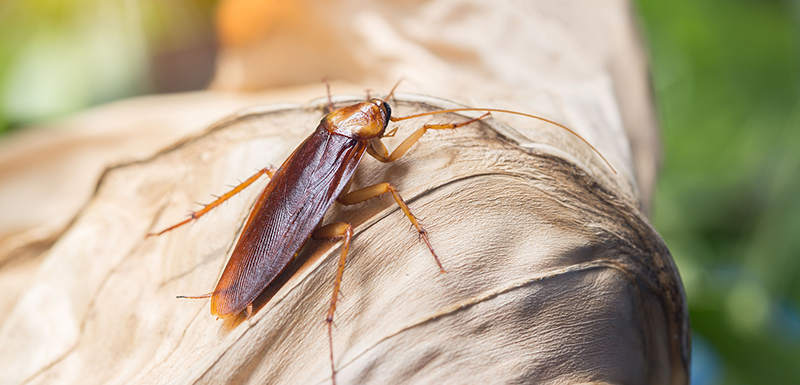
left=637, top=0, right=800, bottom=384
left=0, top=0, right=217, bottom=133
left=1, top=0, right=799, bottom=384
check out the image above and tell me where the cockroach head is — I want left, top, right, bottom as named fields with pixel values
left=323, top=98, right=392, bottom=140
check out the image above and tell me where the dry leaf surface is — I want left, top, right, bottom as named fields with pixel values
left=0, top=1, right=687, bottom=384
left=0, top=95, right=688, bottom=384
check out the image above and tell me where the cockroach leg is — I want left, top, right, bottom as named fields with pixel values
left=382, top=126, right=398, bottom=138
left=337, top=183, right=444, bottom=272
left=312, top=222, right=354, bottom=385
left=368, top=113, right=490, bottom=163
left=312, top=223, right=353, bottom=323
left=147, top=166, right=277, bottom=237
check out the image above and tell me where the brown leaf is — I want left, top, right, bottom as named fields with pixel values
left=0, top=95, right=687, bottom=384
left=0, top=1, right=686, bottom=384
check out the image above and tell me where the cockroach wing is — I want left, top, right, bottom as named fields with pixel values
left=210, top=126, right=366, bottom=317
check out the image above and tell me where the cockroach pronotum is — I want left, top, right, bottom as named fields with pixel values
left=148, top=83, right=615, bottom=384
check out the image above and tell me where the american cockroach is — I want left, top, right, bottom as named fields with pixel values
left=148, top=83, right=615, bottom=384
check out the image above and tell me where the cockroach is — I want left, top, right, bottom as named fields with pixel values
left=148, top=83, right=615, bottom=384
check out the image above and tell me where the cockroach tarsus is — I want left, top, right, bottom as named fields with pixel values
left=147, top=85, right=615, bottom=385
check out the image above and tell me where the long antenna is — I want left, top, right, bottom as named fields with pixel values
left=392, top=108, right=617, bottom=174
left=380, top=78, right=404, bottom=104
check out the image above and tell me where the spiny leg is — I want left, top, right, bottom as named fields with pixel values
left=147, top=166, right=277, bottom=237
left=312, top=222, right=354, bottom=385
left=356, top=114, right=487, bottom=270
left=338, top=183, right=444, bottom=273
left=368, top=113, right=490, bottom=163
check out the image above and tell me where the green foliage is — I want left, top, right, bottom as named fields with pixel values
left=636, top=0, right=800, bottom=383
left=0, top=0, right=216, bottom=134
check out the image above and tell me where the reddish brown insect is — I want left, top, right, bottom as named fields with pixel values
left=148, top=84, right=615, bottom=384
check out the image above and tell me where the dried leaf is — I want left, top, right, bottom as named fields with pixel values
left=0, top=96, right=688, bottom=384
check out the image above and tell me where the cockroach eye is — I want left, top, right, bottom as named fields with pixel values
left=382, top=102, right=392, bottom=126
